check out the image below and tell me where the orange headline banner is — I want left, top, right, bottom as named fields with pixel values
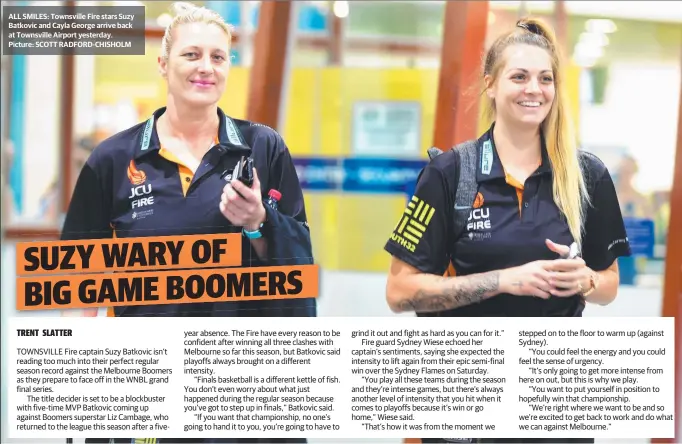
left=15, top=234, right=243, bottom=276
left=16, top=265, right=319, bottom=311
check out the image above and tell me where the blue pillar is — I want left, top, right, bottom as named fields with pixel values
left=298, top=4, right=327, bottom=31
left=8, top=54, right=26, bottom=213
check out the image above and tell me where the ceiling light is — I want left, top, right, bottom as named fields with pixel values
left=333, top=1, right=349, bottom=19
left=585, top=19, right=617, bottom=34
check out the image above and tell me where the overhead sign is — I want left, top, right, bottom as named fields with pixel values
left=293, top=157, right=426, bottom=194
left=352, top=101, right=421, bottom=157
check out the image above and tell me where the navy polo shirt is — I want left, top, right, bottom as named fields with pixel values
left=385, top=125, right=631, bottom=317
left=61, top=106, right=316, bottom=318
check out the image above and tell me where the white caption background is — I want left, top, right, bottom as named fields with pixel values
left=7, top=316, right=675, bottom=439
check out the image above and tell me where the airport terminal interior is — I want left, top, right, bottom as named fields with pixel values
left=1, top=1, right=681, bottom=443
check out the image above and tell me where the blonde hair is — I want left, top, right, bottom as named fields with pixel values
left=161, top=1, right=233, bottom=60
left=481, top=17, right=589, bottom=248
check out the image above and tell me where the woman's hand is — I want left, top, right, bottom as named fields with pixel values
left=219, top=167, right=266, bottom=231
left=545, top=239, right=593, bottom=297
left=499, top=238, right=593, bottom=299
left=500, top=261, right=555, bottom=299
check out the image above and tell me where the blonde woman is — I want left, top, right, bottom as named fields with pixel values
left=385, top=19, right=629, bottom=321
left=385, top=18, right=631, bottom=444
left=63, top=0, right=314, bottom=318
left=63, top=2, right=311, bottom=442
left=386, top=17, right=630, bottom=444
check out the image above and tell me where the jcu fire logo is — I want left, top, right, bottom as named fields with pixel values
left=127, top=160, right=147, bottom=185
left=473, top=192, right=484, bottom=209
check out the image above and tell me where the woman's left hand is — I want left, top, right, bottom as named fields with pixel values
left=219, top=167, right=266, bottom=232
left=544, top=239, right=592, bottom=297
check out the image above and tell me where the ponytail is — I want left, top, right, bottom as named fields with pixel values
left=481, top=17, right=589, bottom=248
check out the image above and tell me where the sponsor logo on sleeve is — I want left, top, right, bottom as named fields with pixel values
left=391, top=195, right=436, bottom=253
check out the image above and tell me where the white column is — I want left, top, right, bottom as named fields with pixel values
left=74, top=55, right=96, bottom=137
left=22, top=54, right=61, bottom=220
left=240, top=0, right=258, bottom=67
